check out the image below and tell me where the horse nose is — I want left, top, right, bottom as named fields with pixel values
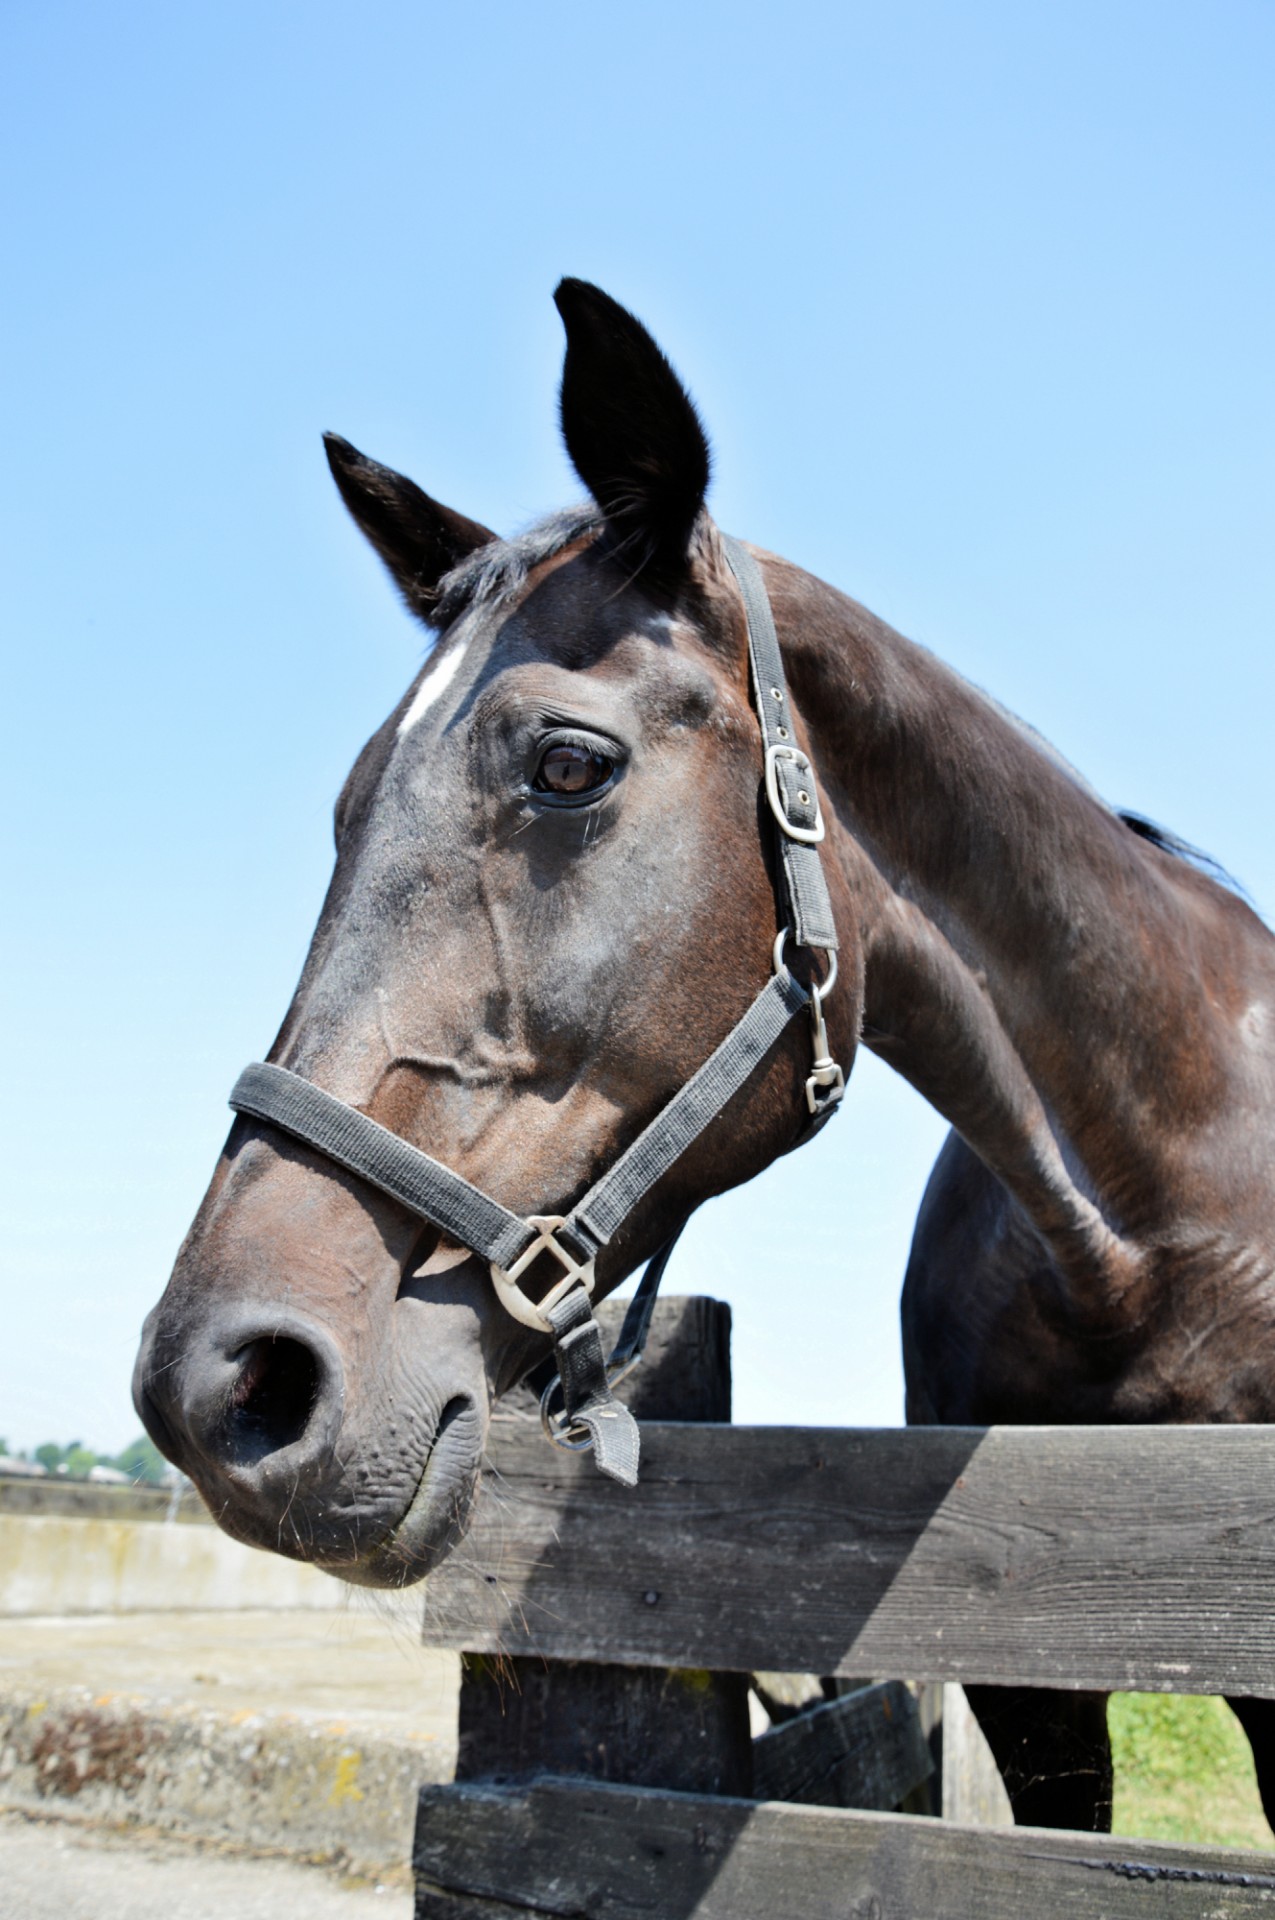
left=137, top=1307, right=346, bottom=1487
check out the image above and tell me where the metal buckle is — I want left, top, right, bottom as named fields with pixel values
left=772, top=929, right=838, bottom=997
left=490, top=1214, right=596, bottom=1333
left=764, top=743, right=825, bottom=844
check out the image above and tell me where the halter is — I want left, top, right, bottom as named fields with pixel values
left=227, top=538, right=844, bottom=1487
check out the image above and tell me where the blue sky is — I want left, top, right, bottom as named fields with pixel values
left=2, top=2, right=1272, bottom=1451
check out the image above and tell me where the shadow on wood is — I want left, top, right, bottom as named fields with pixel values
left=453, top=1298, right=753, bottom=1801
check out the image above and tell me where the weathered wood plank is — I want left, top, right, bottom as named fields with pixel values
left=751, top=1679, right=932, bottom=1809
left=420, top=1422, right=1275, bottom=1695
left=457, top=1652, right=753, bottom=1796
left=413, top=1777, right=1275, bottom=1919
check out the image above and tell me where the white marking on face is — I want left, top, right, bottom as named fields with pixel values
left=398, top=639, right=468, bottom=737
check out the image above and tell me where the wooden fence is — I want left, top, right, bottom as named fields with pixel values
left=412, top=1299, right=1275, bottom=1918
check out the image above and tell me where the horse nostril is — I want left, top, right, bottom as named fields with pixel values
left=224, top=1335, right=323, bottom=1466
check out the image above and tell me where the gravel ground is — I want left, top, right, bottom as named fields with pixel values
left=0, top=1810, right=414, bottom=1919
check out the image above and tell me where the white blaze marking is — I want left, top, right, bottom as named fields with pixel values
left=398, top=640, right=468, bottom=736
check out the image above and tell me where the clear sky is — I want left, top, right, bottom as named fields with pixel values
left=2, top=2, right=1272, bottom=1452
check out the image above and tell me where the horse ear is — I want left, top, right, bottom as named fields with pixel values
left=323, top=434, right=497, bottom=621
left=554, top=279, right=711, bottom=574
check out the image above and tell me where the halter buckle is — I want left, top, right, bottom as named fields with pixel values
left=490, top=1214, right=597, bottom=1332
left=764, top=743, right=825, bottom=844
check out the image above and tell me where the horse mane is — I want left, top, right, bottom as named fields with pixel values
left=1119, top=810, right=1246, bottom=896
left=435, top=523, right=1247, bottom=905
left=972, top=683, right=1246, bottom=900
left=431, top=504, right=603, bottom=629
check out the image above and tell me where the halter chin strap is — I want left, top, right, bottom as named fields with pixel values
left=227, top=536, right=843, bottom=1487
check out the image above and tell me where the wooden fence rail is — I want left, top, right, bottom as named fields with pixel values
left=415, top=1302, right=1275, bottom=1918
left=420, top=1420, right=1275, bottom=1697
left=415, top=1777, right=1275, bottom=1920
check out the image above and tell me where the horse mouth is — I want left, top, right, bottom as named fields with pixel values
left=328, top=1395, right=482, bottom=1589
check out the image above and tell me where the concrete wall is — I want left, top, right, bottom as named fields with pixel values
left=0, top=1476, right=209, bottom=1525
left=0, top=1685, right=450, bottom=1877
left=0, top=1515, right=346, bottom=1615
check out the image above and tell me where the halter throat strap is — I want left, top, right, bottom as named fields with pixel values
left=227, top=535, right=842, bottom=1487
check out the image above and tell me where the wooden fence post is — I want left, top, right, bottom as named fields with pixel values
left=935, top=1682, right=1014, bottom=1826
left=450, top=1295, right=753, bottom=1801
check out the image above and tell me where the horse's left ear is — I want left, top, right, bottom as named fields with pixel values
left=324, top=433, right=498, bottom=622
left=554, top=279, right=711, bottom=574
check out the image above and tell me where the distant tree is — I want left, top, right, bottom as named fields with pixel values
left=110, top=1435, right=168, bottom=1486
left=63, top=1446, right=98, bottom=1479
left=34, top=1442, right=64, bottom=1474
left=0, top=1437, right=8, bottom=1456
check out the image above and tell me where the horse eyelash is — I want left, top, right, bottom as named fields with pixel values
left=535, top=722, right=622, bottom=755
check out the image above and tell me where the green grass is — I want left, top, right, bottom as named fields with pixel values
left=1109, top=1693, right=1274, bottom=1851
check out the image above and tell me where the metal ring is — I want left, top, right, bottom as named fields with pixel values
left=773, top=929, right=837, bottom=1003
left=538, top=1350, right=643, bottom=1452
left=538, top=1376, right=594, bottom=1451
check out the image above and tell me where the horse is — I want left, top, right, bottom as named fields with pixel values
left=133, top=279, right=1275, bottom=1835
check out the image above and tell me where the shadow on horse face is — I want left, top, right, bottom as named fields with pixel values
left=133, top=284, right=863, bottom=1586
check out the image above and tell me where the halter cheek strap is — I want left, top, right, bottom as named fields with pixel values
left=227, top=536, right=843, bottom=1488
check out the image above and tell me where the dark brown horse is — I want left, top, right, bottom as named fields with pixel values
left=134, top=280, right=1275, bottom=1833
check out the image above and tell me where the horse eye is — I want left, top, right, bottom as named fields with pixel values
left=534, top=743, right=614, bottom=797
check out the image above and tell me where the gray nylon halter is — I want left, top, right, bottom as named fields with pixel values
left=228, top=536, right=844, bottom=1487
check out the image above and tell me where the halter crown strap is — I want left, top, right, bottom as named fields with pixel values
left=721, top=535, right=839, bottom=954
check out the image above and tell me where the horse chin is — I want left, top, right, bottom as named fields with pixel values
left=324, top=1395, right=484, bottom=1590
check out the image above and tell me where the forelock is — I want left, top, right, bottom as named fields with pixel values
left=431, top=504, right=603, bottom=629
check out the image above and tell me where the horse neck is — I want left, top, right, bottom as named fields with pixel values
left=767, top=555, right=1241, bottom=1280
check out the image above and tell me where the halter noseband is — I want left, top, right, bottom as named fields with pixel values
left=227, top=537, right=843, bottom=1486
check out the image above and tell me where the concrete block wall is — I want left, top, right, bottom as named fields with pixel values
left=0, top=1477, right=346, bottom=1615
left=0, top=1514, right=347, bottom=1615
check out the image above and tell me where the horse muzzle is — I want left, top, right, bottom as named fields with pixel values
left=132, top=1297, right=486, bottom=1583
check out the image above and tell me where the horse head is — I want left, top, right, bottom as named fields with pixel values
left=133, top=281, right=861, bottom=1585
